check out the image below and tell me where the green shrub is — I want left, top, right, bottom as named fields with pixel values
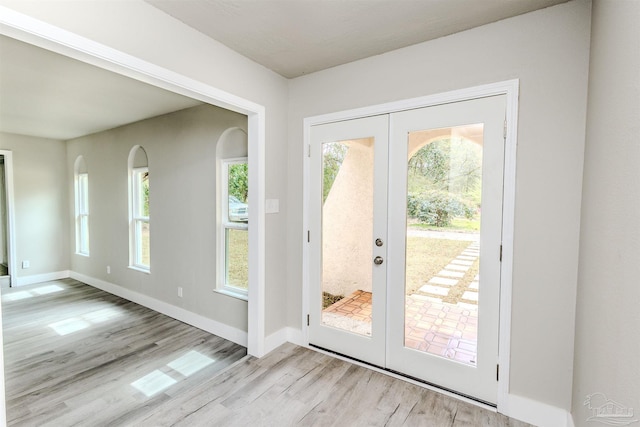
left=407, top=191, right=476, bottom=227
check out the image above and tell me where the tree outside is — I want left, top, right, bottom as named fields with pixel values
left=228, top=163, right=248, bottom=203
left=407, top=138, right=482, bottom=230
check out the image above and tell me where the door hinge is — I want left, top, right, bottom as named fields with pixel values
left=307, top=230, right=310, bottom=243
left=307, top=314, right=310, bottom=326
left=499, top=244, right=503, bottom=262
left=308, top=144, right=311, bottom=158
left=503, top=118, right=507, bottom=139
left=497, top=364, right=500, bottom=381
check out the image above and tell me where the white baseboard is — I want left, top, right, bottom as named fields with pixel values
left=13, top=270, right=70, bottom=287
left=69, top=271, right=248, bottom=347
left=264, top=327, right=304, bottom=355
left=504, top=393, right=571, bottom=427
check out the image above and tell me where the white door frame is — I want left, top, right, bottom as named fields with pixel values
left=0, top=7, right=267, bottom=358
left=0, top=151, right=17, bottom=287
left=302, top=80, right=519, bottom=411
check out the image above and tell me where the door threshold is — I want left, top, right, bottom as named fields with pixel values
left=308, top=343, right=497, bottom=411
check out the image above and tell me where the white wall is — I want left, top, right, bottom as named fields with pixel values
left=572, top=1, right=640, bottom=425
left=67, top=105, right=249, bottom=331
left=0, top=132, right=70, bottom=279
left=288, top=0, right=591, bottom=412
left=0, top=0, right=290, bottom=337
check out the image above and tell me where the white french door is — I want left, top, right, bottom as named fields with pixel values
left=308, top=95, right=506, bottom=404
left=308, top=115, right=389, bottom=366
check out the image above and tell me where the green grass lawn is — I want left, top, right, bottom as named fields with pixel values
left=409, top=217, right=480, bottom=232
left=227, top=229, right=249, bottom=289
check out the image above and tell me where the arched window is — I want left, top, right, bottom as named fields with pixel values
left=216, top=128, right=248, bottom=298
left=74, top=156, right=89, bottom=256
left=128, top=146, right=150, bottom=271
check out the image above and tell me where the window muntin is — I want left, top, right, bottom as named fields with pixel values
left=128, top=146, right=150, bottom=272
left=220, top=158, right=248, bottom=296
left=75, top=172, right=89, bottom=255
left=132, top=167, right=150, bottom=269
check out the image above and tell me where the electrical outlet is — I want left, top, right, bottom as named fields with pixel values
left=107, top=266, right=111, bottom=274
left=22, top=260, right=30, bottom=269
left=178, top=287, right=183, bottom=298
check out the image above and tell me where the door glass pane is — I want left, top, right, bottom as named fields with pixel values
left=321, top=138, right=374, bottom=336
left=404, top=124, right=483, bottom=366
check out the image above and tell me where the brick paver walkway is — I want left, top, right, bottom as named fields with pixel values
left=323, top=241, right=480, bottom=365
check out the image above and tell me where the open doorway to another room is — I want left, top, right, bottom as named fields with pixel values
left=0, top=151, right=15, bottom=289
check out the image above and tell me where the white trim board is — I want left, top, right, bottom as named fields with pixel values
left=301, top=79, right=519, bottom=414
left=70, top=271, right=248, bottom=347
left=0, top=150, right=17, bottom=288
left=264, top=327, right=305, bottom=355
left=503, top=394, right=571, bottom=427
left=13, top=270, right=71, bottom=287
left=0, top=6, right=266, bottom=357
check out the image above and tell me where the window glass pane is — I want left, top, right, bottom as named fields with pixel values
left=79, top=174, right=88, bottom=214
left=225, top=228, right=248, bottom=289
left=141, top=172, right=149, bottom=217
left=80, top=215, right=89, bottom=254
left=134, top=170, right=149, bottom=218
left=136, top=220, right=150, bottom=268
left=227, top=163, right=248, bottom=223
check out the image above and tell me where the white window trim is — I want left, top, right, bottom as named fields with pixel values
left=217, top=157, right=248, bottom=300
left=129, top=166, right=150, bottom=272
left=75, top=170, right=89, bottom=257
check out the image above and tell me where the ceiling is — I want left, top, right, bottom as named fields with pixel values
left=0, top=35, right=202, bottom=140
left=147, top=0, right=569, bottom=78
left=0, top=0, right=569, bottom=140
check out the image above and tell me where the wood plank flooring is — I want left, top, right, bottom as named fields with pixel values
left=2, top=279, right=531, bottom=426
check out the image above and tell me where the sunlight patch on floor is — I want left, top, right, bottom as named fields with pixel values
left=3, top=284, right=65, bottom=301
left=48, top=307, right=123, bottom=335
left=167, top=350, right=215, bottom=377
left=131, top=370, right=177, bottom=397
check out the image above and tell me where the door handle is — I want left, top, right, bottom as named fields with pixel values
left=373, top=256, right=384, bottom=265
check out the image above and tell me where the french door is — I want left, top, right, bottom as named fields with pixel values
left=308, top=95, right=507, bottom=404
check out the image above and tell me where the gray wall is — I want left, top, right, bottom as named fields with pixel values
left=572, top=1, right=640, bottom=425
left=67, top=104, right=249, bottom=331
left=0, top=132, right=70, bottom=277
left=287, top=0, right=591, bottom=411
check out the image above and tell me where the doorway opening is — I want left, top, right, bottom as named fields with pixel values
left=0, top=151, right=16, bottom=289
left=305, top=83, right=519, bottom=407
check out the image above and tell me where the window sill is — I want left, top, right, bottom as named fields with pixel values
left=128, top=265, right=150, bottom=275
left=75, top=252, right=90, bottom=258
left=214, top=287, right=248, bottom=301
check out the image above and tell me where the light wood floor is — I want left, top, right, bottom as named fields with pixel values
left=2, top=279, right=531, bottom=426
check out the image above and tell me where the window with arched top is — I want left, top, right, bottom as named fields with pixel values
left=128, top=146, right=150, bottom=271
left=74, top=155, right=89, bottom=256
left=216, top=128, right=249, bottom=299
